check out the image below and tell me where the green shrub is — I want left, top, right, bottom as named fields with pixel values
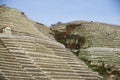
left=72, top=50, right=80, bottom=56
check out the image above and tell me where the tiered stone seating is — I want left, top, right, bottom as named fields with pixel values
left=0, top=43, right=35, bottom=80
left=80, top=47, right=120, bottom=70
left=35, top=37, right=102, bottom=80
left=0, top=34, right=102, bottom=80
left=1, top=37, right=51, bottom=80
left=4, top=37, right=83, bottom=80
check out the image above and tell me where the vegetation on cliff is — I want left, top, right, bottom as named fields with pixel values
left=51, top=21, right=120, bottom=80
left=51, top=23, right=86, bottom=50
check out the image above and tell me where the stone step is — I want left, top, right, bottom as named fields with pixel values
left=33, top=60, right=67, bottom=64
left=6, top=76, right=35, bottom=80
left=26, top=52, right=62, bottom=59
left=49, top=75, right=99, bottom=80
left=36, top=65, right=70, bottom=70
left=0, top=60, right=20, bottom=66
left=32, top=57, right=64, bottom=61
left=48, top=75, right=82, bottom=79
left=35, top=63, right=69, bottom=68
left=1, top=69, right=31, bottom=77
left=2, top=37, right=64, bottom=48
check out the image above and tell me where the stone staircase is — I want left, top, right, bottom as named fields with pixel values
left=0, top=34, right=102, bottom=80
left=0, top=41, right=35, bottom=80
left=0, top=36, right=51, bottom=80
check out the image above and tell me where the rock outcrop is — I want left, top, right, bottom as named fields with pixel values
left=0, top=7, right=102, bottom=80
left=51, top=21, right=120, bottom=80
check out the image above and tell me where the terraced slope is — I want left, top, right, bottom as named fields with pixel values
left=0, top=7, right=102, bottom=80
left=51, top=21, right=120, bottom=79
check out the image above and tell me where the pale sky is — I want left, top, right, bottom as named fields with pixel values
left=0, top=0, right=120, bottom=26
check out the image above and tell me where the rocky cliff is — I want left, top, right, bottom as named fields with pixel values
left=0, top=6, right=102, bottom=80
left=51, top=21, right=120, bottom=80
